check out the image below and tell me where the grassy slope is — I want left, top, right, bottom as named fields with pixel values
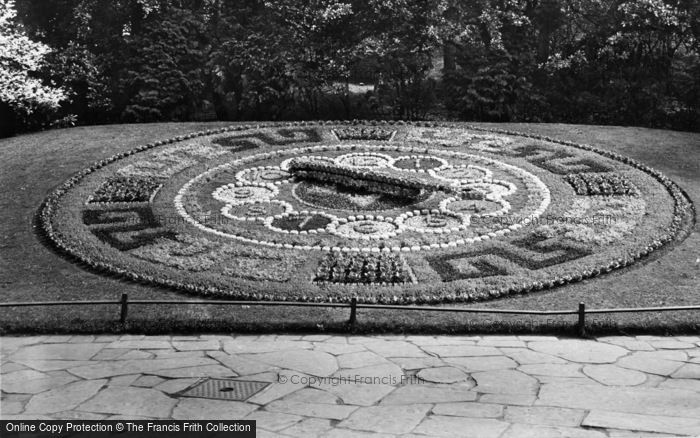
left=0, top=122, right=698, bottom=334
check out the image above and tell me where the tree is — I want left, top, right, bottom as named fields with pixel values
left=353, top=0, right=443, bottom=119
left=539, top=0, right=700, bottom=129
left=118, top=5, right=208, bottom=122
left=440, top=0, right=699, bottom=130
left=8, top=0, right=699, bottom=130
left=0, top=0, right=65, bottom=136
left=442, top=0, right=546, bottom=122
left=207, top=0, right=358, bottom=120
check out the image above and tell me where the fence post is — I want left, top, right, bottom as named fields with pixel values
left=348, top=297, right=357, bottom=328
left=120, top=293, right=129, bottom=324
left=577, top=302, right=586, bottom=337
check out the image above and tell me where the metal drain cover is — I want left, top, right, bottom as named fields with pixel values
left=180, top=379, right=269, bottom=401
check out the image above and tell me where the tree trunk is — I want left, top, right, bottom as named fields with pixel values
left=0, top=102, right=17, bottom=138
left=443, top=42, right=456, bottom=73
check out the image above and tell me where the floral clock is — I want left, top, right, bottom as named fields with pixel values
left=41, top=122, right=694, bottom=304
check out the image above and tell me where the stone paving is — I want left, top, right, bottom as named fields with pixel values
left=2, top=335, right=700, bottom=437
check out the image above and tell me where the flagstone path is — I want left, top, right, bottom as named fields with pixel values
left=2, top=335, right=700, bottom=437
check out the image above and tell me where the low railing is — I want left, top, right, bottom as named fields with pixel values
left=2, top=294, right=699, bottom=336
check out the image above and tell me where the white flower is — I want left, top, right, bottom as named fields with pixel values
left=0, top=0, right=66, bottom=114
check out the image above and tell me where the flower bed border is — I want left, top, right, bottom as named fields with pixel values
left=39, top=120, right=696, bottom=305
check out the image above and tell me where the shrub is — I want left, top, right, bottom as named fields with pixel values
left=0, top=0, right=65, bottom=136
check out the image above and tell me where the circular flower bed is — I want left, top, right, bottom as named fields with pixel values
left=40, top=121, right=695, bottom=304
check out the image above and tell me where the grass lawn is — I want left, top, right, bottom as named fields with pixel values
left=1, top=121, right=698, bottom=335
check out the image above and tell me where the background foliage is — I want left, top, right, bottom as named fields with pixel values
left=0, top=0, right=66, bottom=136
left=1, top=0, right=698, bottom=136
